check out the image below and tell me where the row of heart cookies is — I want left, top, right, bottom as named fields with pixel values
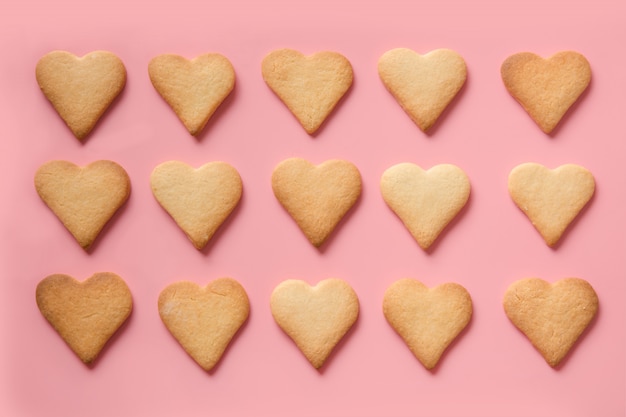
left=34, top=158, right=595, bottom=251
left=35, top=273, right=599, bottom=370
left=35, top=48, right=591, bottom=139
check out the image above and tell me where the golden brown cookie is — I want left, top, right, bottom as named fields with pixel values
left=380, top=163, right=470, bottom=250
left=150, top=161, right=242, bottom=250
left=503, top=277, right=598, bottom=367
left=501, top=51, right=591, bottom=133
left=508, top=163, right=595, bottom=247
left=35, top=272, right=133, bottom=365
left=158, top=278, right=249, bottom=371
left=378, top=48, right=467, bottom=132
left=271, top=158, right=361, bottom=247
left=270, top=278, right=359, bottom=369
left=35, top=50, right=126, bottom=140
left=34, top=160, right=131, bottom=250
left=261, top=49, right=353, bottom=134
left=383, top=279, right=472, bottom=370
left=148, top=53, right=235, bottom=136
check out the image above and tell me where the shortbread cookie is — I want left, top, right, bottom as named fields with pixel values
left=36, top=272, right=132, bottom=365
left=508, top=163, right=595, bottom=247
left=261, top=49, right=353, bottom=134
left=383, top=279, right=472, bottom=370
left=150, top=161, right=242, bottom=250
left=501, top=51, right=591, bottom=133
left=378, top=48, right=467, bottom=132
left=34, top=160, right=131, bottom=250
left=503, top=278, right=598, bottom=367
left=271, top=158, right=361, bottom=247
left=380, top=163, right=470, bottom=250
left=270, top=279, right=359, bottom=369
left=158, top=278, right=249, bottom=371
left=35, top=50, right=126, bottom=140
left=148, top=53, right=235, bottom=136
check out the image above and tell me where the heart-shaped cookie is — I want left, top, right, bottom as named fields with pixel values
left=508, top=163, right=595, bottom=247
left=35, top=50, right=126, bottom=140
left=271, top=158, right=361, bottom=247
left=380, top=163, right=470, bottom=250
left=148, top=53, right=235, bottom=136
left=378, top=48, right=467, bottom=132
left=34, top=160, right=131, bottom=250
left=261, top=49, right=353, bottom=134
left=501, top=51, right=591, bottom=133
left=35, top=272, right=133, bottom=365
left=383, top=279, right=472, bottom=370
left=150, top=161, right=242, bottom=250
left=270, top=279, right=359, bottom=369
left=503, top=278, right=598, bottom=367
left=158, top=278, right=249, bottom=371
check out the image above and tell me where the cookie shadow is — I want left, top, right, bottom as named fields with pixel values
left=316, top=187, right=363, bottom=254
left=422, top=70, right=469, bottom=137
left=423, top=189, right=473, bottom=254
left=204, top=311, right=251, bottom=376
left=547, top=75, right=593, bottom=138
left=551, top=302, right=600, bottom=370
left=79, top=79, right=128, bottom=144
left=428, top=309, right=474, bottom=374
left=86, top=198, right=131, bottom=254
left=308, top=74, right=355, bottom=139
left=548, top=186, right=596, bottom=251
left=194, top=83, right=238, bottom=142
left=317, top=313, right=360, bottom=374
left=199, top=189, right=244, bottom=256
left=86, top=304, right=134, bottom=369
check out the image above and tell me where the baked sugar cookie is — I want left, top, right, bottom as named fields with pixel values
left=262, top=49, right=353, bottom=134
left=148, top=53, right=235, bottom=136
left=271, top=158, right=361, bottom=247
left=501, top=51, right=591, bottom=133
left=36, top=272, right=132, bottom=365
left=150, top=161, right=242, bottom=250
left=380, top=163, right=470, bottom=249
left=508, top=163, right=595, bottom=247
left=270, top=278, right=359, bottom=369
left=158, top=278, right=249, bottom=371
left=378, top=48, right=466, bottom=132
left=383, top=279, right=472, bottom=370
left=503, top=277, right=598, bottom=367
left=35, top=50, right=126, bottom=140
left=34, top=160, right=131, bottom=250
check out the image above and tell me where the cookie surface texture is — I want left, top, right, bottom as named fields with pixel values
left=148, top=53, right=235, bottom=136
left=261, top=49, right=353, bottom=134
left=503, top=278, right=598, bottom=367
left=378, top=48, right=467, bottom=132
left=35, top=272, right=133, bottom=365
left=270, top=279, right=359, bottom=369
left=383, top=279, right=472, bottom=370
left=35, top=50, right=126, bottom=140
left=380, top=163, right=470, bottom=249
left=34, top=160, right=131, bottom=250
left=271, top=158, right=361, bottom=247
left=501, top=51, right=591, bottom=133
left=508, top=163, right=595, bottom=247
left=150, top=161, right=242, bottom=250
left=158, top=278, right=250, bottom=371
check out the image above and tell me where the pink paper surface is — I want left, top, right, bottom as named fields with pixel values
left=1, top=0, right=625, bottom=416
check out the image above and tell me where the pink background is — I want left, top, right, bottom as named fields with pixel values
left=1, top=0, right=625, bottom=416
